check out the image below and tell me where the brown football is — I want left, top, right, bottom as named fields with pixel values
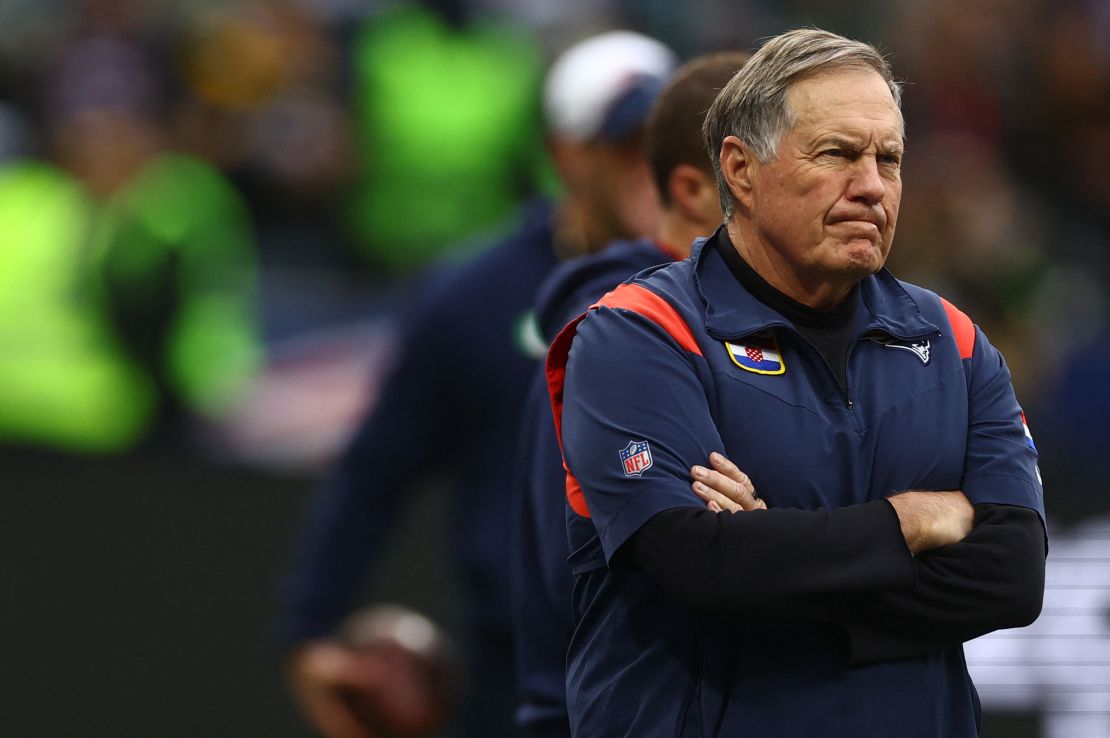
left=337, top=605, right=462, bottom=737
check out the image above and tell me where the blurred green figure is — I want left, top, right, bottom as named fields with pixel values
left=0, top=161, right=154, bottom=452
left=91, top=152, right=262, bottom=425
left=0, top=151, right=260, bottom=452
left=344, top=3, right=550, bottom=269
left=0, top=34, right=262, bottom=453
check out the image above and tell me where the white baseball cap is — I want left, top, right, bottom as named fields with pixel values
left=544, top=30, right=677, bottom=143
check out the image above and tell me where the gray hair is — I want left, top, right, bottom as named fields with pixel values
left=703, top=28, right=903, bottom=218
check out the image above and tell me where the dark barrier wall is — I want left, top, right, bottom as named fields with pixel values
left=2, top=448, right=456, bottom=738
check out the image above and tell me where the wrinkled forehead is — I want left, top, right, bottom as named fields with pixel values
left=785, top=67, right=905, bottom=140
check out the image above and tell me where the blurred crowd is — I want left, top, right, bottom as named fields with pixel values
left=1, top=0, right=1107, bottom=493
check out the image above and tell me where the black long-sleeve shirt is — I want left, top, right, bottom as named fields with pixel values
left=631, top=502, right=1045, bottom=663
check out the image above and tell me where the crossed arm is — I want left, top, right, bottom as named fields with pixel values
left=630, top=453, right=1046, bottom=664
left=562, top=308, right=1047, bottom=665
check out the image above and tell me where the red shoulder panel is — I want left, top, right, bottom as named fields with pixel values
left=564, top=463, right=588, bottom=517
left=546, top=314, right=591, bottom=517
left=592, top=283, right=703, bottom=356
left=545, top=283, right=700, bottom=518
left=940, top=297, right=976, bottom=360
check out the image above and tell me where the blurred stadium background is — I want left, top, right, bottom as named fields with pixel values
left=1, top=0, right=1107, bottom=736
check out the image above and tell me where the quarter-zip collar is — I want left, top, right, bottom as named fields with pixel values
left=692, top=224, right=939, bottom=342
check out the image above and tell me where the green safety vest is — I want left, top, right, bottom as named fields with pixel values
left=92, top=152, right=261, bottom=419
left=0, top=161, right=154, bottom=452
left=0, top=153, right=261, bottom=453
left=344, top=4, right=553, bottom=269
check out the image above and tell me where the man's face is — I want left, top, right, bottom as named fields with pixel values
left=748, top=68, right=904, bottom=294
left=584, top=135, right=661, bottom=244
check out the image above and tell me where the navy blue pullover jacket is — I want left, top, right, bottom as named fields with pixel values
left=278, top=200, right=558, bottom=662
left=511, top=239, right=675, bottom=737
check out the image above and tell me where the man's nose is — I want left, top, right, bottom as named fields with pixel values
left=847, top=156, right=886, bottom=205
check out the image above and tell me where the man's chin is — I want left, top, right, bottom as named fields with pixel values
left=834, top=238, right=886, bottom=275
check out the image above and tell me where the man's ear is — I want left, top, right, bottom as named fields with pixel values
left=719, top=135, right=757, bottom=212
left=667, top=164, right=723, bottom=226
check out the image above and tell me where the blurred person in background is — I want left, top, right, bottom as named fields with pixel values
left=510, top=50, right=750, bottom=738
left=174, top=0, right=356, bottom=274
left=341, top=0, right=552, bottom=271
left=0, top=10, right=263, bottom=452
left=46, top=32, right=263, bottom=442
left=0, top=156, right=155, bottom=451
left=275, top=30, right=675, bottom=738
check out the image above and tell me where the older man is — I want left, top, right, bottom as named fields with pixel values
left=547, top=29, right=1046, bottom=736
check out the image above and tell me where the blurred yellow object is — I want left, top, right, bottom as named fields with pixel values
left=181, top=12, right=290, bottom=112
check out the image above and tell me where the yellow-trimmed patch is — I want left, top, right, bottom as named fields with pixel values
left=725, top=333, right=786, bottom=375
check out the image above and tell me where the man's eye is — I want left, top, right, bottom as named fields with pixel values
left=879, top=153, right=902, bottom=166
left=821, top=149, right=845, bottom=158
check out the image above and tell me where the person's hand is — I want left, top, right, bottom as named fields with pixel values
left=288, top=629, right=455, bottom=738
left=288, top=606, right=459, bottom=738
left=691, top=451, right=766, bottom=512
left=885, top=490, right=974, bottom=554
left=287, top=640, right=381, bottom=738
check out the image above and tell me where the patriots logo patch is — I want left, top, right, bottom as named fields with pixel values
left=869, top=336, right=931, bottom=365
left=619, top=440, right=653, bottom=477
left=725, top=333, right=785, bottom=375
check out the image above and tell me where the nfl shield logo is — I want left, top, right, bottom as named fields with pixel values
left=619, top=440, right=653, bottom=477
